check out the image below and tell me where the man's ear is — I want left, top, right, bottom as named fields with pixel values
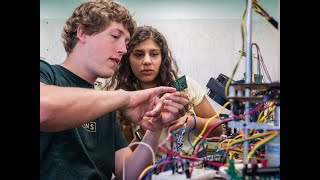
left=76, top=26, right=87, bottom=42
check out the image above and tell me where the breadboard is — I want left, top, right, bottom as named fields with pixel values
left=152, top=168, right=220, bottom=180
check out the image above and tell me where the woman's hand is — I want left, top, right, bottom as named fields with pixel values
left=148, top=92, right=189, bottom=130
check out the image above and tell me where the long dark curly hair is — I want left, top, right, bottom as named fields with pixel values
left=107, top=25, right=179, bottom=91
left=106, top=26, right=179, bottom=142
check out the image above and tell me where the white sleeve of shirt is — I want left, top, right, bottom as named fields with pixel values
left=185, top=75, right=206, bottom=107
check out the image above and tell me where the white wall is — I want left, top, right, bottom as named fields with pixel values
left=40, top=19, right=279, bottom=86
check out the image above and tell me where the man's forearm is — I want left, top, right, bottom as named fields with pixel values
left=124, top=129, right=162, bottom=179
left=40, top=83, right=129, bottom=132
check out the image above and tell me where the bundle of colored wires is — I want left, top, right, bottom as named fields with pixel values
left=252, top=0, right=278, bottom=29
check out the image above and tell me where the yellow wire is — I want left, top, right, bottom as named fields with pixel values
left=226, top=134, right=243, bottom=147
left=267, top=105, right=276, bottom=116
left=229, top=148, right=243, bottom=154
left=138, top=165, right=154, bottom=180
left=234, top=134, right=244, bottom=140
left=187, top=101, right=230, bottom=155
left=229, top=152, right=233, bottom=159
left=226, top=139, right=234, bottom=147
left=224, top=6, right=247, bottom=99
left=251, top=103, right=275, bottom=133
left=246, top=131, right=278, bottom=163
left=226, top=131, right=273, bottom=164
left=252, top=4, right=263, bottom=16
left=229, top=147, right=245, bottom=162
left=226, top=131, right=273, bottom=152
left=220, top=139, right=233, bottom=149
left=258, top=105, right=276, bottom=123
left=258, top=114, right=267, bottom=123
left=249, top=109, right=265, bottom=134
left=257, top=107, right=265, bottom=121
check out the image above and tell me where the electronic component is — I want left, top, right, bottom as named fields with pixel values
left=134, top=129, right=142, bottom=141
left=174, top=75, right=188, bottom=91
left=206, top=73, right=233, bottom=110
left=152, top=168, right=220, bottom=180
left=219, top=163, right=280, bottom=179
left=227, top=82, right=280, bottom=103
left=174, top=118, right=188, bottom=153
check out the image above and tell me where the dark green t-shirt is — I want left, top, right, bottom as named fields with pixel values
left=40, top=60, right=128, bottom=180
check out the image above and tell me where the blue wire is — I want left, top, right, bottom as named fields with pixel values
left=188, top=129, right=200, bottom=152
left=187, top=114, right=197, bottom=148
left=144, top=157, right=167, bottom=180
left=145, top=157, right=184, bottom=180
left=175, top=127, right=186, bottom=153
left=144, top=168, right=154, bottom=180
left=156, top=157, right=167, bottom=164
left=190, top=114, right=196, bottom=131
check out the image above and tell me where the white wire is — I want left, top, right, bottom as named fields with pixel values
left=122, top=141, right=156, bottom=180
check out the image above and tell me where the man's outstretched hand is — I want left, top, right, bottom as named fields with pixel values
left=120, top=87, right=189, bottom=131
